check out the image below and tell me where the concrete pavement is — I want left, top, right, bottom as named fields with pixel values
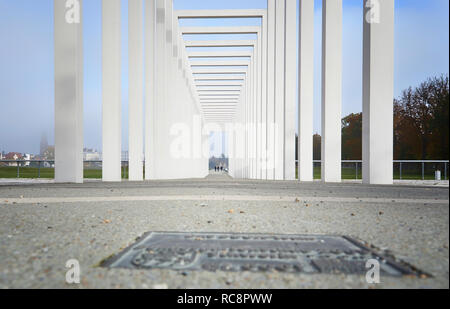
left=0, top=173, right=448, bottom=288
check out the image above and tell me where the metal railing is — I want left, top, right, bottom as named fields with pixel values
left=0, top=160, right=130, bottom=179
left=0, top=160, right=448, bottom=180
left=298, top=160, right=449, bottom=180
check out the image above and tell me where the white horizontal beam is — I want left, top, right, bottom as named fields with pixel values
left=201, top=106, right=239, bottom=109
left=196, top=80, right=244, bottom=86
left=185, top=40, right=256, bottom=47
left=195, top=75, right=245, bottom=80
left=175, top=9, right=266, bottom=18
left=195, top=87, right=243, bottom=91
left=199, top=96, right=240, bottom=99
left=190, top=60, right=250, bottom=67
left=192, top=68, right=248, bottom=74
left=201, top=104, right=238, bottom=106
left=202, top=109, right=237, bottom=111
left=181, top=26, right=260, bottom=34
left=201, top=102, right=238, bottom=104
left=198, top=90, right=241, bottom=94
left=188, top=51, right=253, bottom=58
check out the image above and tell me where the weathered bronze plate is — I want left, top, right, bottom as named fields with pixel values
left=101, top=232, right=422, bottom=276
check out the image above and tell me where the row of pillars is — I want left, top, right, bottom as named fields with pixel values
left=55, top=0, right=208, bottom=183
left=54, top=0, right=394, bottom=185
left=230, top=0, right=394, bottom=185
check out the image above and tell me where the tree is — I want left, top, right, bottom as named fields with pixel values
left=342, top=113, right=362, bottom=160
left=395, top=75, right=449, bottom=159
left=294, top=75, right=449, bottom=161
left=313, top=134, right=321, bottom=160
left=428, top=75, right=449, bottom=160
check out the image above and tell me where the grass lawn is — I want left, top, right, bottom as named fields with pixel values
left=0, top=167, right=129, bottom=179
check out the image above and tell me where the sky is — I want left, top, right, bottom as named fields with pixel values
left=0, top=0, right=448, bottom=156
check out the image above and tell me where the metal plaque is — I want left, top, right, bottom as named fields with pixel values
left=101, top=232, right=423, bottom=276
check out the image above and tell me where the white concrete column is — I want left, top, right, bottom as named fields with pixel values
left=260, top=14, right=268, bottom=180
left=252, top=51, right=257, bottom=179
left=256, top=37, right=262, bottom=180
left=54, top=0, right=83, bottom=184
left=274, top=0, right=286, bottom=180
left=102, top=0, right=122, bottom=182
left=363, top=0, right=395, bottom=185
left=150, top=0, right=166, bottom=179
left=298, top=0, right=315, bottom=182
left=129, top=0, right=144, bottom=181
left=145, top=0, right=156, bottom=180
left=321, top=0, right=342, bottom=183
left=284, top=0, right=297, bottom=180
left=247, top=66, right=252, bottom=178
left=266, top=0, right=276, bottom=180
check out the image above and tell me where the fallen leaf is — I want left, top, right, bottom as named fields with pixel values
left=103, top=219, right=111, bottom=224
left=228, top=209, right=234, bottom=214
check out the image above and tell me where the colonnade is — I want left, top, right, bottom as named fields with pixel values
left=54, top=0, right=394, bottom=184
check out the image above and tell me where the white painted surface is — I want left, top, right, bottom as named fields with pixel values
left=284, top=0, right=297, bottom=180
left=128, top=0, right=144, bottom=181
left=102, top=0, right=122, bottom=182
left=321, top=0, right=342, bottom=183
left=363, top=0, right=395, bottom=185
left=266, top=0, right=276, bottom=180
left=145, top=0, right=156, bottom=180
left=298, top=0, right=315, bottom=182
left=274, top=0, right=286, bottom=180
left=54, top=0, right=83, bottom=184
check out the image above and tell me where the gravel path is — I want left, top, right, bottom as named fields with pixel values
left=0, top=175, right=448, bottom=289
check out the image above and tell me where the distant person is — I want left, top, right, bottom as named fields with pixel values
left=220, top=166, right=223, bottom=172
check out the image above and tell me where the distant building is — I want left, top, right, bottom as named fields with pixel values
left=4, top=152, right=22, bottom=160
left=23, top=154, right=31, bottom=166
left=42, top=146, right=55, bottom=160
left=3, top=152, right=23, bottom=166
left=83, top=148, right=101, bottom=161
